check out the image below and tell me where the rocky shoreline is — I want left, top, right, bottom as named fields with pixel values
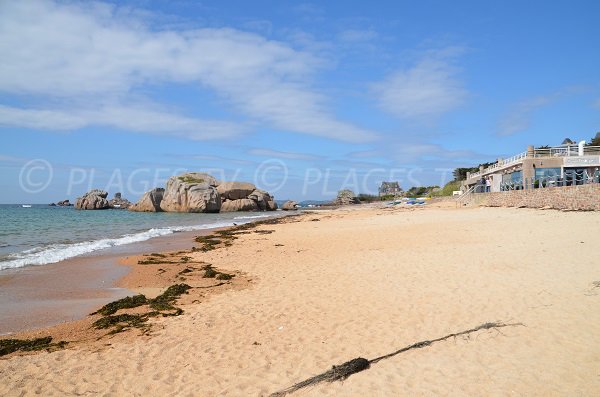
left=75, top=172, right=279, bottom=213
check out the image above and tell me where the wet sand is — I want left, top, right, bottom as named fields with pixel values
left=0, top=229, right=213, bottom=335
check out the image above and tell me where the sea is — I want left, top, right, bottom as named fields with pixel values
left=0, top=204, right=279, bottom=271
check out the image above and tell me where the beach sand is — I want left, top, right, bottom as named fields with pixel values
left=1, top=204, right=599, bottom=396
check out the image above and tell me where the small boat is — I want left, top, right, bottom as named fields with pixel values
left=21, top=205, right=32, bottom=208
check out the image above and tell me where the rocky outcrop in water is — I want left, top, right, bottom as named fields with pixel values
left=281, top=200, right=298, bottom=210
left=220, top=198, right=259, bottom=212
left=49, top=199, right=73, bottom=207
left=75, top=190, right=110, bottom=210
left=160, top=173, right=221, bottom=213
left=249, top=189, right=278, bottom=211
left=108, top=192, right=131, bottom=209
left=333, top=189, right=360, bottom=206
left=129, top=188, right=165, bottom=212
left=129, top=172, right=278, bottom=213
left=219, top=183, right=278, bottom=212
left=217, top=182, right=256, bottom=201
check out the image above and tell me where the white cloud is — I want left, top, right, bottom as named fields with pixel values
left=0, top=104, right=243, bottom=140
left=372, top=49, right=467, bottom=120
left=0, top=1, right=374, bottom=142
left=248, top=148, right=321, bottom=160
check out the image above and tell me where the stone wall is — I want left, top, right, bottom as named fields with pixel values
left=475, top=184, right=600, bottom=211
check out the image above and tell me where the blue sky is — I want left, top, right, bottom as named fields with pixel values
left=1, top=0, right=599, bottom=203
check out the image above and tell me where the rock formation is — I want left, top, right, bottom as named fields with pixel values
left=160, top=173, right=221, bottom=213
left=129, top=188, right=164, bottom=212
left=217, top=182, right=256, bottom=200
left=282, top=200, right=298, bottom=210
left=128, top=172, right=279, bottom=213
left=108, top=192, right=131, bottom=209
left=248, top=189, right=278, bottom=211
left=221, top=198, right=259, bottom=212
left=49, top=199, right=73, bottom=207
left=75, top=190, right=110, bottom=210
left=333, top=189, right=361, bottom=205
left=218, top=182, right=278, bottom=212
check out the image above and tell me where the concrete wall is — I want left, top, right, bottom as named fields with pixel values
left=475, top=184, right=600, bottom=211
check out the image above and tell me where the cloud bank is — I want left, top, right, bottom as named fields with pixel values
left=0, top=1, right=374, bottom=142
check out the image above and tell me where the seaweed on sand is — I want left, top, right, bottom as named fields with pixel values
left=93, top=313, right=149, bottom=330
left=148, top=284, right=192, bottom=312
left=137, top=258, right=179, bottom=265
left=92, top=284, right=192, bottom=334
left=0, top=337, right=67, bottom=356
left=194, top=236, right=223, bottom=252
left=92, top=295, right=148, bottom=316
left=192, top=214, right=302, bottom=252
left=201, top=264, right=234, bottom=280
left=269, top=322, right=524, bottom=397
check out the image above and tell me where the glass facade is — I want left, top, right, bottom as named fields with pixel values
left=534, top=168, right=561, bottom=179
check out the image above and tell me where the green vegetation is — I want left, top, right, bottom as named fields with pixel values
left=452, top=162, right=495, bottom=181
left=178, top=176, right=205, bottom=184
left=587, top=132, right=600, bottom=146
left=0, top=337, right=67, bottom=356
left=431, top=180, right=462, bottom=197
left=405, top=186, right=440, bottom=198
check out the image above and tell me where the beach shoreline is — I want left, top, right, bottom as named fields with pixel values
left=0, top=212, right=287, bottom=336
left=1, top=204, right=599, bottom=396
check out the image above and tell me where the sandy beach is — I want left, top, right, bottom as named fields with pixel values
left=1, top=204, right=599, bottom=396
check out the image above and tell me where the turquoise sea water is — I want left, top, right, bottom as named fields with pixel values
left=0, top=204, right=277, bottom=271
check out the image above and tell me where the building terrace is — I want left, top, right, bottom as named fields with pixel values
left=462, top=141, right=600, bottom=193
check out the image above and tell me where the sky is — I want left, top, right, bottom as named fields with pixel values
left=1, top=0, right=599, bottom=203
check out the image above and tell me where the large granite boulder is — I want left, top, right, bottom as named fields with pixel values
left=75, top=189, right=110, bottom=210
left=129, top=188, right=164, bottom=212
left=109, top=192, right=131, bottom=209
left=217, top=182, right=256, bottom=200
left=248, top=189, right=277, bottom=211
left=220, top=198, right=259, bottom=212
left=160, top=173, right=221, bottom=213
left=333, top=189, right=361, bottom=205
left=282, top=200, right=298, bottom=211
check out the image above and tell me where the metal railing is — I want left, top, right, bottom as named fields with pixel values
left=533, top=145, right=600, bottom=157
left=455, top=186, right=475, bottom=207
left=469, top=151, right=527, bottom=179
left=469, top=146, right=600, bottom=181
left=499, top=169, right=600, bottom=191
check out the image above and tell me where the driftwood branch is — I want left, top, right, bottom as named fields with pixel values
left=270, top=321, right=523, bottom=397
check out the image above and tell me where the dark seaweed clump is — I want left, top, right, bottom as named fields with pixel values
left=201, top=264, right=234, bottom=280
left=0, top=337, right=67, bottom=357
left=92, top=295, right=148, bottom=316
left=92, top=284, right=192, bottom=334
left=149, top=284, right=192, bottom=312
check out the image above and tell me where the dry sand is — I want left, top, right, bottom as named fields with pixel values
left=1, top=204, right=599, bottom=396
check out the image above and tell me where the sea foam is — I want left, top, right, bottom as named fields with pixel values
left=0, top=220, right=240, bottom=271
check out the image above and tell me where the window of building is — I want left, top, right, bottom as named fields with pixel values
left=534, top=168, right=561, bottom=179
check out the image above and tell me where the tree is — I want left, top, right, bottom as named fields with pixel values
left=588, top=132, right=600, bottom=146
